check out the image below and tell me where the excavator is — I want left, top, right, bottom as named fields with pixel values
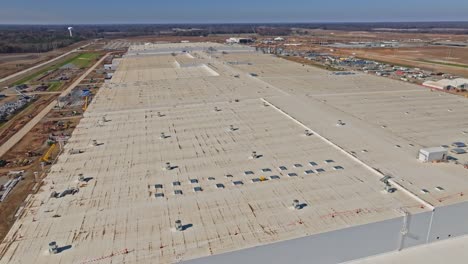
left=41, top=143, right=56, bottom=163
left=82, top=96, right=89, bottom=111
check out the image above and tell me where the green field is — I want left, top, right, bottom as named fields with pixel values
left=47, top=81, right=62, bottom=91
left=70, top=53, right=100, bottom=68
left=419, top=59, right=468, bottom=69
left=13, top=52, right=100, bottom=86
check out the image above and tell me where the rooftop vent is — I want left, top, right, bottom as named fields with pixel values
left=305, top=130, right=313, bottom=136
left=233, top=181, right=244, bottom=186
left=216, top=183, right=225, bottom=189
left=78, top=174, right=85, bottom=182
left=154, top=184, right=163, bottom=189
left=174, top=190, right=183, bottom=195
left=190, top=179, right=198, bottom=184
left=214, top=106, right=221, bottom=112
left=381, top=175, right=397, bottom=193
left=194, top=187, right=203, bottom=192
left=294, top=164, right=303, bottom=168
left=292, top=199, right=306, bottom=210
left=69, top=149, right=84, bottom=155
left=279, top=166, right=288, bottom=171
left=250, top=151, right=258, bottom=159
left=48, top=241, right=59, bottom=254
left=155, top=193, right=164, bottom=198
left=261, top=168, right=271, bottom=172
left=175, top=220, right=183, bottom=231
left=287, top=173, right=298, bottom=177
left=172, top=181, right=181, bottom=186
left=270, top=175, right=280, bottom=180
left=304, top=170, right=315, bottom=175
left=165, top=162, right=173, bottom=170
left=309, top=161, right=318, bottom=166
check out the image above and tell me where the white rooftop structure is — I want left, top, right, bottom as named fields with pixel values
left=418, top=147, right=448, bottom=163
left=423, top=78, right=468, bottom=90
left=1, top=43, right=468, bottom=264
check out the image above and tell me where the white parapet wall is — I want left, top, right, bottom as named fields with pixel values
left=182, top=211, right=433, bottom=264
left=183, top=201, right=468, bottom=264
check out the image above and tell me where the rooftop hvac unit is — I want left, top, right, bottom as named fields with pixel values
left=418, top=147, right=447, bottom=163
left=48, top=242, right=58, bottom=254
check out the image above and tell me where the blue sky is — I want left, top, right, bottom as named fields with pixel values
left=1, top=0, right=467, bottom=24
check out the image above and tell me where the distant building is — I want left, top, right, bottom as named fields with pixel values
left=226, top=37, right=254, bottom=44
left=432, top=41, right=468, bottom=47
left=423, top=78, right=468, bottom=91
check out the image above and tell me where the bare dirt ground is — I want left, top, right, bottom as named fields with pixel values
left=0, top=41, right=88, bottom=79
left=254, top=30, right=468, bottom=77
left=302, top=29, right=468, bottom=42
left=0, top=115, right=80, bottom=240
left=0, top=52, right=105, bottom=148
left=0, top=95, right=56, bottom=146
left=336, top=47, right=468, bottom=77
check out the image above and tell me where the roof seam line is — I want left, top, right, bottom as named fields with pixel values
left=260, top=97, right=435, bottom=211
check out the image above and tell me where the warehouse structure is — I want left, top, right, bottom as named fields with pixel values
left=423, top=78, right=468, bottom=91
left=1, top=43, right=468, bottom=264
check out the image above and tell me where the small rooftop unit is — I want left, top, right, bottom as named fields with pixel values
left=418, top=147, right=447, bottom=163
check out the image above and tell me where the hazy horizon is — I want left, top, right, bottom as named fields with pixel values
left=2, top=0, right=468, bottom=24
left=1, top=21, right=468, bottom=26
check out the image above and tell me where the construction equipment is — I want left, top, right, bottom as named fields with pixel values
left=42, top=144, right=56, bottom=163
left=14, top=88, right=30, bottom=99
left=82, top=96, right=89, bottom=111
left=50, top=187, right=79, bottom=198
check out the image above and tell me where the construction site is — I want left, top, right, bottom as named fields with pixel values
left=0, top=42, right=122, bottom=246
left=0, top=41, right=467, bottom=263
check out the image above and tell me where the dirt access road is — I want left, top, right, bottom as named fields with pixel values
left=0, top=53, right=110, bottom=158
left=0, top=43, right=90, bottom=87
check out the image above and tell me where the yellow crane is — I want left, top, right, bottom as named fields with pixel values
left=42, top=144, right=56, bottom=163
left=82, top=96, right=89, bottom=111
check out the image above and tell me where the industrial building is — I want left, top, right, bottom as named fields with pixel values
left=1, top=43, right=468, bottom=264
left=423, top=78, right=468, bottom=91
left=226, top=37, right=254, bottom=44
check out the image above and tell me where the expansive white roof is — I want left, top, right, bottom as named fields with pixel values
left=1, top=43, right=468, bottom=264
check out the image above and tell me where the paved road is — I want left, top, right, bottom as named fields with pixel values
left=0, top=43, right=90, bottom=87
left=0, top=53, right=110, bottom=158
